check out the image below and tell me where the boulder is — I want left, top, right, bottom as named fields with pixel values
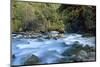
left=58, top=34, right=64, bottom=38
left=78, top=50, right=88, bottom=57
left=74, top=50, right=88, bottom=61
left=83, top=45, right=96, bottom=52
left=12, top=54, right=16, bottom=59
left=67, top=50, right=88, bottom=62
left=37, top=38, right=45, bottom=42
left=62, top=42, right=83, bottom=56
left=70, top=51, right=96, bottom=62
left=49, top=31, right=59, bottom=37
left=87, top=52, right=96, bottom=61
left=24, top=55, right=40, bottom=65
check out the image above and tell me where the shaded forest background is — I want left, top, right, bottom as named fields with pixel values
left=12, top=0, right=96, bottom=36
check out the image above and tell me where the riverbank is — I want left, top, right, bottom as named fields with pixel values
left=12, top=31, right=95, bottom=39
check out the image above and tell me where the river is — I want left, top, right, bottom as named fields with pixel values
left=11, top=33, right=95, bottom=65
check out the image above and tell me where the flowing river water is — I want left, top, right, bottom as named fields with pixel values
left=12, top=33, right=95, bottom=65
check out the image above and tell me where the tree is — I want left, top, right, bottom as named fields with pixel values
left=58, top=4, right=96, bottom=35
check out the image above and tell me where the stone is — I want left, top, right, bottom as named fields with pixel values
left=58, top=34, right=64, bottom=38
left=12, top=54, right=16, bottom=59
left=24, top=55, right=40, bottom=65
left=62, top=42, right=83, bottom=56
left=73, top=50, right=88, bottom=61
left=49, top=31, right=59, bottom=37
left=78, top=50, right=88, bottom=57
left=87, top=52, right=96, bottom=61
left=37, top=38, right=44, bottom=42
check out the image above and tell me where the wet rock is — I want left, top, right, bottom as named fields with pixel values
left=82, top=33, right=93, bottom=37
left=70, top=55, right=83, bottom=62
left=68, top=50, right=96, bottom=62
left=87, top=52, right=96, bottom=61
left=24, top=55, right=40, bottom=65
left=53, top=37, right=57, bottom=40
left=59, top=57, right=69, bottom=63
left=67, top=50, right=88, bottom=62
left=88, top=52, right=95, bottom=58
left=12, top=54, right=16, bottom=64
left=15, top=34, right=23, bottom=39
left=83, top=45, right=96, bottom=52
left=58, top=34, right=64, bottom=38
left=12, top=54, right=16, bottom=59
left=72, top=41, right=81, bottom=46
left=62, top=42, right=83, bottom=56
left=44, top=36, right=51, bottom=39
left=74, top=50, right=88, bottom=61
left=78, top=50, right=88, bottom=57
left=40, top=31, right=45, bottom=34
left=49, top=31, right=59, bottom=37
left=61, top=44, right=92, bottom=62
left=37, top=38, right=45, bottom=42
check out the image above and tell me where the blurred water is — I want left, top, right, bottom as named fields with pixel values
left=12, top=33, right=95, bottom=65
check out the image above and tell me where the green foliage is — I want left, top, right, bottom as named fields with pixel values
left=12, top=1, right=96, bottom=36
left=12, top=1, right=64, bottom=32
left=59, top=5, right=96, bottom=35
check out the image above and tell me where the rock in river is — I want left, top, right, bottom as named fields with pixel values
left=24, top=55, right=40, bottom=65
left=62, top=42, right=83, bottom=56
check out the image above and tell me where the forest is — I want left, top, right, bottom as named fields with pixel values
left=12, top=0, right=96, bottom=36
